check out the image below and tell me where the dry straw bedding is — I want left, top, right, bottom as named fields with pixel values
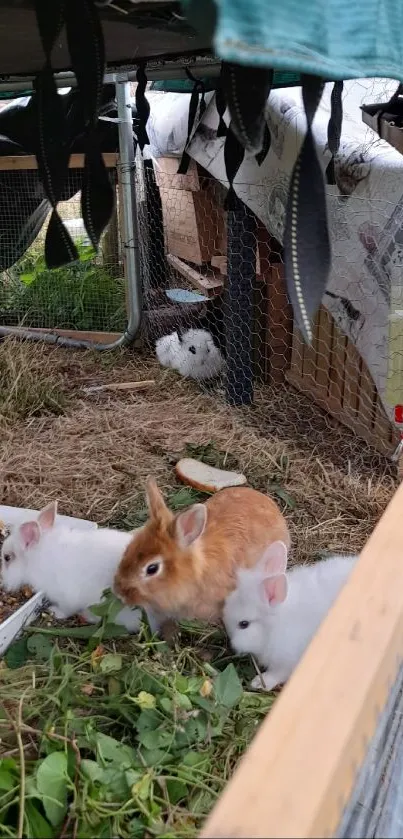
left=0, top=337, right=397, bottom=621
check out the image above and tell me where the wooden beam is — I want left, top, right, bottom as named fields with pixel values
left=3, top=326, right=122, bottom=345
left=167, top=253, right=223, bottom=298
left=0, top=153, right=119, bottom=171
left=200, top=478, right=403, bottom=839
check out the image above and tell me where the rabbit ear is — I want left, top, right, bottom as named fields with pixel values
left=38, top=501, right=58, bottom=531
left=175, top=504, right=207, bottom=548
left=262, top=573, right=288, bottom=606
left=19, top=520, right=41, bottom=551
left=145, top=477, right=172, bottom=528
left=259, top=540, right=288, bottom=576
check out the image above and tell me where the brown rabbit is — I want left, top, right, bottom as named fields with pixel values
left=114, top=477, right=290, bottom=633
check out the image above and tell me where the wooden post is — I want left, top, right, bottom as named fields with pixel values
left=200, top=478, right=403, bottom=839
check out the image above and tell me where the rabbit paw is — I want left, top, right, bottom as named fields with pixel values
left=250, top=671, right=283, bottom=692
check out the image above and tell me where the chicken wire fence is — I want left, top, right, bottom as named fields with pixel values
left=0, top=162, right=126, bottom=334
left=139, top=147, right=401, bottom=474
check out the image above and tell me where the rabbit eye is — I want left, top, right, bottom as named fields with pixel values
left=188, top=345, right=196, bottom=355
left=238, top=620, right=250, bottom=629
left=3, top=553, right=13, bottom=564
left=145, top=561, right=160, bottom=577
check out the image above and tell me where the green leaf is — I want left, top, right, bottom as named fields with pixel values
left=95, top=733, right=136, bottom=768
left=0, top=761, right=16, bottom=791
left=174, top=692, right=193, bottom=710
left=108, top=676, right=123, bottom=696
left=25, top=801, right=54, bottom=839
left=99, top=653, right=123, bottom=674
left=214, top=664, right=243, bottom=708
left=165, top=779, right=188, bottom=804
left=268, top=483, right=296, bottom=510
left=4, top=637, right=29, bottom=669
left=141, top=747, right=171, bottom=767
left=138, top=728, right=172, bottom=751
left=131, top=772, right=152, bottom=801
left=136, top=709, right=161, bottom=732
left=20, top=272, right=36, bottom=285
left=36, top=752, right=68, bottom=827
left=80, top=759, right=104, bottom=783
left=159, top=697, right=172, bottom=714
left=27, top=634, right=54, bottom=660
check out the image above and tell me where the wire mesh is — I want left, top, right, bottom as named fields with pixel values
left=0, top=163, right=126, bottom=334
left=139, top=144, right=401, bottom=478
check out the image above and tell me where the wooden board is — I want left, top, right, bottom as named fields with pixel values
left=3, top=326, right=122, bottom=345
left=200, top=478, right=403, bottom=839
left=0, top=153, right=119, bottom=170
left=167, top=253, right=224, bottom=297
left=152, top=156, right=200, bottom=192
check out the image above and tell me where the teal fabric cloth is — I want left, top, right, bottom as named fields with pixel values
left=150, top=71, right=302, bottom=93
left=183, top=0, right=403, bottom=81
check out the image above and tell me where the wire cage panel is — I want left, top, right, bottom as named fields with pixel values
left=140, top=156, right=398, bottom=467
left=0, top=153, right=127, bottom=341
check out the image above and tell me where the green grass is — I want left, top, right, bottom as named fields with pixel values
left=0, top=596, right=274, bottom=838
left=0, top=241, right=126, bottom=333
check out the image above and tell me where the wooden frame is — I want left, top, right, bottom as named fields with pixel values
left=0, top=152, right=118, bottom=170
left=201, top=478, right=403, bottom=838
left=286, top=306, right=399, bottom=459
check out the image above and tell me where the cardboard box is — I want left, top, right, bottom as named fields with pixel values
left=361, top=102, right=403, bottom=154
left=159, top=184, right=224, bottom=265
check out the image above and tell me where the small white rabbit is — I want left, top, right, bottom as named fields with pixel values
left=0, top=501, right=142, bottom=633
left=155, top=328, right=225, bottom=380
left=223, top=541, right=358, bottom=691
left=155, top=331, right=182, bottom=370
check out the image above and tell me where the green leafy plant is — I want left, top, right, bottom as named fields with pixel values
left=0, top=611, right=274, bottom=838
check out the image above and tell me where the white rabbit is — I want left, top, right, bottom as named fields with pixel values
left=223, top=541, right=358, bottom=691
left=155, top=331, right=182, bottom=369
left=0, top=501, right=142, bottom=633
left=155, top=328, right=225, bottom=380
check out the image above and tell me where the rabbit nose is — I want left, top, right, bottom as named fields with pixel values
left=188, top=345, right=196, bottom=355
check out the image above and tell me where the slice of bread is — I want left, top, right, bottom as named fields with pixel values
left=175, top=457, right=247, bottom=493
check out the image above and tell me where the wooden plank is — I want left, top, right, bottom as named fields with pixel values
left=152, top=156, right=200, bottom=191
left=166, top=253, right=224, bottom=298
left=328, top=320, right=347, bottom=409
left=373, top=395, right=396, bottom=447
left=355, top=358, right=377, bottom=438
left=315, top=306, right=333, bottom=396
left=4, top=326, right=122, bottom=345
left=0, top=152, right=118, bottom=170
left=342, top=339, right=361, bottom=422
left=302, top=313, right=319, bottom=386
left=83, top=380, right=155, bottom=393
left=200, top=479, right=403, bottom=839
left=285, top=369, right=396, bottom=459
left=266, top=264, right=293, bottom=385
left=289, top=325, right=305, bottom=380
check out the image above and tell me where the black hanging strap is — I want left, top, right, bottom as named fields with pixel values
left=177, top=69, right=206, bottom=175
left=326, top=80, right=344, bottom=185
left=223, top=123, right=245, bottom=211
left=135, top=62, right=150, bottom=152
left=284, top=75, right=331, bottom=344
left=220, top=62, right=273, bottom=156
left=64, top=0, right=114, bottom=252
left=215, top=84, right=227, bottom=138
left=32, top=0, right=78, bottom=268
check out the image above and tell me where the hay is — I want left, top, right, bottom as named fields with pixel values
left=0, top=338, right=397, bottom=568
